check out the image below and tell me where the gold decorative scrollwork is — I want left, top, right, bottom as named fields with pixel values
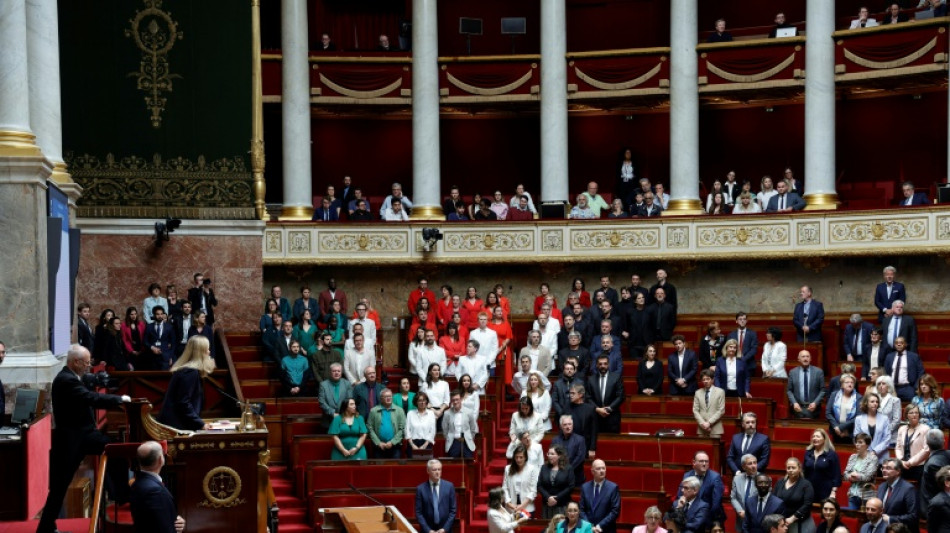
left=698, top=226, right=788, bottom=247
left=541, top=230, right=563, bottom=252
left=830, top=219, right=927, bottom=242
left=571, top=229, right=659, bottom=249
left=125, top=0, right=184, bottom=128
left=288, top=231, right=312, bottom=254
left=198, top=466, right=245, bottom=509
left=667, top=226, right=690, bottom=248
left=444, top=232, right=533, bottom=252
left=798, top=222, right=821, bottom=245
left=265, top=231, right=282, bottom=253
left=319, top=233, right=408, bottom=252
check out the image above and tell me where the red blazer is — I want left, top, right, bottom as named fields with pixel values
left=121, top=320, right=146, bottom=354
left=318, top=289, right=347, bottom=317
left=407, top=289, right=437, bottom=315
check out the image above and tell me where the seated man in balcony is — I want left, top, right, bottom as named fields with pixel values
left=850, top=7, right=879, bottom=28
left=900, top=181, right=930, bottom=206
left=654, top=183, right=670, bottom=210
left=348, top=188, right=370, bottom=216
left=442, top=185, right=465, bottom=218
left=508, top=195, right=534, bottom=221
left=318, top=33, right=337, bottom=52
left=508, top=183, right=537, bottom=214
left=447, top=203, right=469, bottom=221
left=768, top=12, right=797, bottom=38
left=312, top=197, right=339, bottom=222
left=883, top=3, right=910, bottom=23
left=379, top=182, right=412, bottom=217
left=382, top=198, right=410, bottom=221
left=637, top=191, right=663, bottom=217
left=570, top=194, right=597, bottom=220
left=377, top=34, right=399, bottom=52
left=582, top=181, right=610, bottom=218
left=921, top=0, right=949, bottom=16
left=473, top=198, right=499, bottom=221
left=350, top=198, right=373, bottom=221
left=707, top=18, right=734, bottom=43
left=765, top=179, right=805, bottom=212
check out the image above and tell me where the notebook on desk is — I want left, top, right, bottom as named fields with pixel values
left=0, top=426, right=19, bottom=436
left=11, top=388, right=41, bottom=424
left=775, top=27, right=798, bottom=38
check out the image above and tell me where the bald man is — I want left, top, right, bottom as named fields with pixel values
left=130, top=441, right=185, bottom=532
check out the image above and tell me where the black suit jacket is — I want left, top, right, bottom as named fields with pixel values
left=742, top=495, right=785, bottom=533
left=587, top=371, right=625, bottom=431
left=157, top=368, right=205, bottom=431
left=143, top=321, right=176, bottom=370
left=843, top=321, right=874, bottom=359
left=78, top=318, right=95, bottom=353
left=928, top=491, right=950, bottom=533
left=882, top=13, right=909, bottom=24
left=51, top=367, right=124, bottom=456
left=537, top=464, right=575, bottom=506
left=188, top=286, right=218, bottom=324
left=130, top=472, right=178, bottom=533
left=921, top=450, right=950, bottom=515
left=882, top=314, right=918, bottom=352
left=647, top=302, right=677, bottom=341
left=877, top=478, right=919, bottom=533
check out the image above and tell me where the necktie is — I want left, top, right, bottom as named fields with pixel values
left=883, top=484, right=892, bottom=506
left=369, top=387, right=376, bottom=408
left=738, top=330, right=744, bottom=352
left=758, top=497, right=765, bottom=516
left=853, top=330, right=860, bottom=356
left=742, top=434, right=750, bottom=454
left=705, top=389, right=710, bottom=405
left=432, top=483, right=440, bottom=522
left=744, top=476, right=752, bottom=500
left=802, top=367, right=809, bottom=401
left=895, top=352, right=904, bottom=385
left=157, top=323, right=163, bottom=339
left=779, top=195, right=785, bottom=210
left=601, top=374, right=607, bottom=400
left=593, top=483, right=601, bottom=508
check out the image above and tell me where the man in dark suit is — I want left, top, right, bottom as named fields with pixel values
left=170, top=301, right=194, bottom=359
left=927, top=465, right=950, bottom=531
left=674, top=451, right=724, bottom=530
left=587, top=355, right=625, bottom=433
left=862, top=328, right=890, bottom=381
left=843, top=313, right=874, bottom=362
left=786, top=350, right=825, bottom=418
left=765, top=179, right=806, bottom=212
left=727, top=312, right=759, bottom=373
left=882, top=3, right=909, bottom=24
left=187, top=273, right=217, bottom=325
left=648, top=287, right=677, bottom=341
left=37, top=345, right=131, bottom=533
left=552, top=413, right=589, bottom=487
left=648, top=268, right=678, bottom=310
left=793, top=285, right=825, bottom=342
left=672, top=476, right=710, bottom=533
left=269, top=285, right=292, bottom=322
left=414, top=459, right=457, bottom=533
left=143, top=306, right=176, bottom=370
left=884, top=337, right=924, bottom=402
left=77, top=303, right=95, bottom=354
left=742, top=474, right=786, bottom=533
left=767, top=12, right=796, bottom=38
left=352, top=365, right=387, bottom=420
left=859, top=497, right=886, bottom=533
left=874, top=266, right=906, bottom=323
left=130, top=441, right=185, bottom=533
left=312, top=197, right=339, bottom=222
left=900, top=181, right=930, bottom=206
left=882, top=300, right=918, bottom=352
left=668, top=335, right=698, bottom=396
left=552, top=359, right=584, bottom=420
left=920, top=429, right=950, bottom=517
left=263, top=319, right=293, bottom=363
left=878, top=459, right=919, bottom=533
left=580, top=460, right=621, bottom=533
left=726, top=413, right=772, bottom=475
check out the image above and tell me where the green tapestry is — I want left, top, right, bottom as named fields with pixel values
left=59, top=0, right=254, bottom=218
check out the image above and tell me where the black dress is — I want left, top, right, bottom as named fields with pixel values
left=772, top=477, right=816, bottom=533
left=537, top=465, right=575, bottom=519
left=158, top=367, right=205, bottom=431
left=637, top=360, right=664, bottom=394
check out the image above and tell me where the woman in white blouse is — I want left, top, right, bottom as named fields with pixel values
left=407, top=327, right=427, bottom=380
left=458, top=373, right=481, bottom=415
left=507, top=397, right=544, bottom=457
left=757, top=175, right=777, bottom=210
left=761, top=327, right=788, bottom=378
left=405, top=392, right=437, bottom=457
left=522, top=371, right=552, bottom=431
left=516, top=431, right=544, bottom=470
left=418, top=363, right=450, bottom=430
left=503, top=443, right=540, bottom=517
left=874, top=375, right=901, bottom=444
left=488, top=487, right=527, bottom=533
left=456, top=340, right=489, bottom=395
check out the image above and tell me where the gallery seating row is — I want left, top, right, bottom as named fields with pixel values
left=538, top=433, right=722, bottom=471
left=309, top=486, right=473, bottom=530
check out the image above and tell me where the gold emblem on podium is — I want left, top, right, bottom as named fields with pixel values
left=198, top=466, right=246, bottom=508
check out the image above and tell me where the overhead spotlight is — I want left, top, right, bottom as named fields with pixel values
left=421, top=227, right=443, bottom=252
left=154, top=217, right=182, bottom=247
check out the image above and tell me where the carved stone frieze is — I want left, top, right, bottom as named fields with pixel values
left=541, top=230, right=563, bottom=252
left=570, top=229, right=659, bottom=249
left=698, top=225, right=789, bottom=247
left=830, top=219, right=926, bottom=242
left=265, top=231, right=282, bottom=253
left=666, top=226, right=689, bottom=248
left=288, top=231, right=311, bottom=254
left=319, top=232, right=408, bottom=253
left=797, top=222, right=821, bottom=246
left=937, top=216, right=950, bottom=240
left=444, top=231, right=533, bottom=252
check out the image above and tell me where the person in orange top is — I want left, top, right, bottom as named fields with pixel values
left=493, top=284, right=512, bottom=319
left=440, top=322, right=466, bottom=377
left=569, top=278, right=592, bottom=309
left=483, top=292, right=509, bottom=322
left=488, top=305, right=515, bottom=385
left=533, top=283, right=554, bottom=317
left=436, top=284, right=454, bottom=332
left=408, top=308, right=438, bottom=341
left=407, top=276, right=437, bottom=315
left=350, top=297, right=382, bottom=330
left=462, top=287, right=483, bottom=330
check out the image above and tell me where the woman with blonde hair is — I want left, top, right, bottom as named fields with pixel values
left=894, top=404, right=931, bottom=480
left=804, top=428, right=841, bottom=501
left=874, top=375, right=901, bottom=444
left=632, top=506, right=668, bottom=533
left=523, top=371, right=552, bottom=431
left=158, top=335, right=215, bottom=431
left=911, top=373, right=944, bottom=430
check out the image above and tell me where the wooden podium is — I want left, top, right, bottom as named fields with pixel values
left=126, top=400, right=273, bottom=533
left=320, top=505, right=417, bottom=533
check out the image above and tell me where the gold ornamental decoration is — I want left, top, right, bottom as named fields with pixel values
left=125, top=0, right=183, bottom=128
left=199, top=466, right=246, bottom=509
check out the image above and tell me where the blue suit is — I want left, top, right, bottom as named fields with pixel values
left=874, top=282, right=906, bottom=323
left=793, top=299, right=825, bottom=342
left=292, top=298, right=320, bottom=322
left=901, top=192, right=929, bottom=206
left=130, top=471, right=178, bottom=533
left=676, top=498, right=710, bottom=533
left=579, top=479, right=621, bottom=533
left=714, top=357, right=750, bottom=396
left=312, top=206, right=339, bottom=221
left=877, top=478, right=918, bottom=533
left=726, top=432, right=771, bottom=474
left=143, top=320, right=176, bottom=370
left=765, top=192, right=806, bottom=212
left=883, top=350, right=924, bottom=401
left=843, top=321, right=874, bottom=361
left=741, top=494, right=785, bottom=533
left=668, top=349, right=698, bottom=395
left=415, top=479, right=456, bottom=533
left=727, top=329, right=759, bottom=371
left=674, top=470, right=724, bottom=528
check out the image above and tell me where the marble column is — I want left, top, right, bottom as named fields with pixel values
left=409, top=0, right=443, bottom=220
left=280, top=0, right=313, bottom=219
left=0, top=0, right=59, bottom=389
left=803, top=0, right=839, bottom=210
left=540, top=0, right=569, bottom=208
left=665, top=0, right=703, bottom=215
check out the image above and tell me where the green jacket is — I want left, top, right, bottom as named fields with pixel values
left=366, top=405, right=406, bottom=446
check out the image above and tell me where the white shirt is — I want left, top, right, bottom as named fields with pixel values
left=869, top=343, right=882, bottom=370
left=508, top=191, right=537, bottom=214
left=415, top=344, right=447, bottom=382
left=537, top=328, right=559, bottom=356
left=522, top=390, right=552, bottom=431
left=762, top=341, right=787, bottom=378
left=344, top=338, right=376, bottom=358
left=726, top=358, right=737, bottom=390
left=348, top=318, right=377, bottom=346
left=419, top=379, right=451, bottom=408
left=456, top=355, right=490, bottom=394
left=502, top=464, right=539, bottom=513
left=343, top=347, right=376, bottom=385
left=382, top=208, right=409, bottom=221
left=732, top=202, right=762, bottom=214
left=892, top=352, right=909, bottom=386
left=405, top=409, right=436, bottom=441
left=469, top=328, right=500, bottom=365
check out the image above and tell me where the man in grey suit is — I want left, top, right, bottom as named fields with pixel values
left=442, top=391, right=479, bottom=458
left=765, top=179, right=806, bottom=212
left=786, top=350, right=825, bottom=419
left=882, top=300, right=918, bottom=352
left=317, top=363, right=352, bottom=428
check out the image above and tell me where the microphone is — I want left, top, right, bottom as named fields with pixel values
left=205, top=379, right=264, bottom=416
left=348, top=483, right=396, bottom=527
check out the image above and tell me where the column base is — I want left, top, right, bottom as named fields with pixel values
left=279, top=205, right=314, bottom=220
left=803, top=193, right=840, bottom=211
left=662, top=198, right=704, bottom=215
left=409, top=205, right=445, bottom=221
left=0, top=129, right=42, bottom=157
left=0, top=350, right=63, bottom=386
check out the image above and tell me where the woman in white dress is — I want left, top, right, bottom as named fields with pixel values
left=407, top=327, right=427, bottom=380
left=458, top=373, right=481, bottom=415
left=761, top=327, right=788, bottom=378
left=516, top=431, right=544, bottom=470
left=418, top=363, right=450, bottom=430
left=522, top=371, right=552, bottom=431
left=456, top=340, right=489, bottom=395
left=758, top=175, right=778, bottom=210
left=507, top=396, right=544, bottom=457
left=488, top=487, right=527, bottom=533
left=874, top=375, right=901, bottom=444
left=404, top=392, right=437, bottom=457
left=503, top=443, right=540, bottom=517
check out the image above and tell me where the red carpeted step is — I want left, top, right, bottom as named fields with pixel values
left=225, top=333, right=261, bottom=347
left=230, top=346, right=264, bottom=363
left=240, top=380, right=280, bottom=398
left=236, top=361, right=276, bottom=380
